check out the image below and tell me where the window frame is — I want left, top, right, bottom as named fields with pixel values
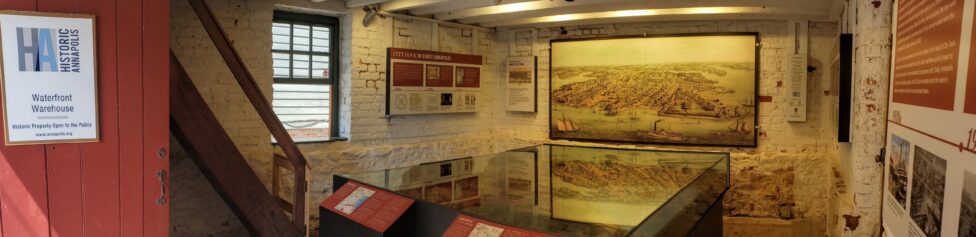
left=272, top=11, right=341, bottom=142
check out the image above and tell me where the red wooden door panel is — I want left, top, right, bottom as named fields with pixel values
left=117, top=0, right=146, bottom=235
left=0, top=1, right=51, bottom=236
left=142, top=0, right=170, bottom=236
left=80, top=0, right=123, bottom=235
left=0, top=0, right=169, bottom=236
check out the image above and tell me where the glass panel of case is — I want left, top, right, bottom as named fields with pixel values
left=340, top=145, right=729, bottom=237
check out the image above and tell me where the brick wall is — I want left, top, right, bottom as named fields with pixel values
left=492, top=21, right=843, bottom=236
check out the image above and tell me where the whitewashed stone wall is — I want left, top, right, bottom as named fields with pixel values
left=835, top=0, right=892, bottom=236
left=492, top=21, right=843, bottom=236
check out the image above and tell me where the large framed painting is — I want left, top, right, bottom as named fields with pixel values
left=549, top=33, right=759, bottom=147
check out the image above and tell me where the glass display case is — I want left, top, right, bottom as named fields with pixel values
left=332, top=145, right=730, bottom=237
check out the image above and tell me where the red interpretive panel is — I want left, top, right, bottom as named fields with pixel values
left=455, top=66, right=480, bottom=88
left=425, top=65, right=455, bottom=88
left=891, top=0, right=964, bottom=110
left=967, top=8, right=976, bottom=114
left=321, top=181, right=415, bottom=232
left=392, top=62, right=424, bottom=87
left=441, top=215, right=556, bottom=237
left=387, top=47, right=483, bottom=115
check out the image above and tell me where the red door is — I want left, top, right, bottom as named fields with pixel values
left=0, top=0, right=169, bottom=236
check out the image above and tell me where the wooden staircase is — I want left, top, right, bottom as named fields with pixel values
left=169, top=0, right=310, bottom=236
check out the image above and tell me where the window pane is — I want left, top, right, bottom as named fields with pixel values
left=293, top=24, right=310, bottom=37
left=272, top=23, right=290, bottom=35
left=312, top=26, right=329, bottom=38
left=292, top=24, right=310, bottom=51
left=272, top=36, right=290, bottom=50
left=312, top=55, right=329, bottom=79
left=312, top=26, right=330, bottom=53
left=292, top=53, right=311, bottom=78
left=272, top=23, right=291, bottom=51
left=272, top=83, right=331, bottom=140
left=273, top=53, right=290, bottom=77
left=293, top=38, right=310, bottom=51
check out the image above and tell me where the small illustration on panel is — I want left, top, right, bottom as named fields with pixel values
left=960, top=171, right=976, bottom=237
left=469, top=223, right=503, bottom=237
left=909, top=146, right=946, bottom=237
left=335, top=187, right=376, bottom=214
left=427, top=65, right=441, bottom=81
left=887, top=134, right=910, bottom=208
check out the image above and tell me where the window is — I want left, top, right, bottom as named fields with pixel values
left=272, top=11, right=340, bottom=142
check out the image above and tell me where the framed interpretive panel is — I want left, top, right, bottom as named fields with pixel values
left=549, top=33, right=759, bottom=147
left=506, top=56, right=537, bottom=112
left=386, top=48, right=483, bottom=115
left=0, top=11, right=99, bottom=145
left=882, top=0, right=976, bottom=237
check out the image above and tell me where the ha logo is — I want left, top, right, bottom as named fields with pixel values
left=16, top=27, right=82, bottom=73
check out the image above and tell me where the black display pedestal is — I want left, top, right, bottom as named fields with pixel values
left=318, top=205, right=415, bottom=237
left=319, top=177, right=419, bottom=237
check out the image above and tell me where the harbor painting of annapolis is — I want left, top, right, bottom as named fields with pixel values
left=550, top=34, right=758, bottom=146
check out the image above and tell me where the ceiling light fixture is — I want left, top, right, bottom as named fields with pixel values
left=500, top=2, right=534, bottom=13
left=614, top=10, right=656, bottom=17
left=540, top=7, right=742, bottom=23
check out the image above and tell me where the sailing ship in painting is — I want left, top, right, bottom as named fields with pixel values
left=550, top=35, right=757, bottom=146
left=555, top=113, right=580, bottom=133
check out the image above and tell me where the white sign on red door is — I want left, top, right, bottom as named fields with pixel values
left=0, top=11, right=99, bottom=145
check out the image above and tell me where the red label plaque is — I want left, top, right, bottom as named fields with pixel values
left=321, top=181, right=415, bottom=232
left=891, top=0, right=963, bottom=110
left=441, top=215, right=555, bottom=237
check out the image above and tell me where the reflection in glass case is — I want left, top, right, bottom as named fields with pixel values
left=339, top=145, right=730, bottom=237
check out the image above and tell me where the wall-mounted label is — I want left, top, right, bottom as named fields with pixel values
left=786, top=21, right=807, bottom=122
left=0, top=11, right=99, bottom=145
left=506, top=56, right=537, bottom=112
left=387, top=48, right=483, bottom=115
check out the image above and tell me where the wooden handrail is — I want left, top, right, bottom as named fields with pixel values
left=185, top=0, right=308, bottom=234
left=171, top=52, right=303, bottom=236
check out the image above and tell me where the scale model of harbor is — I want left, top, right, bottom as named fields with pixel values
left=550, top=35, right=757, bottom=146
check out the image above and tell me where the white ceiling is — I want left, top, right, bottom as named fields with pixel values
left=345, top=0, right=846, bottom=29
